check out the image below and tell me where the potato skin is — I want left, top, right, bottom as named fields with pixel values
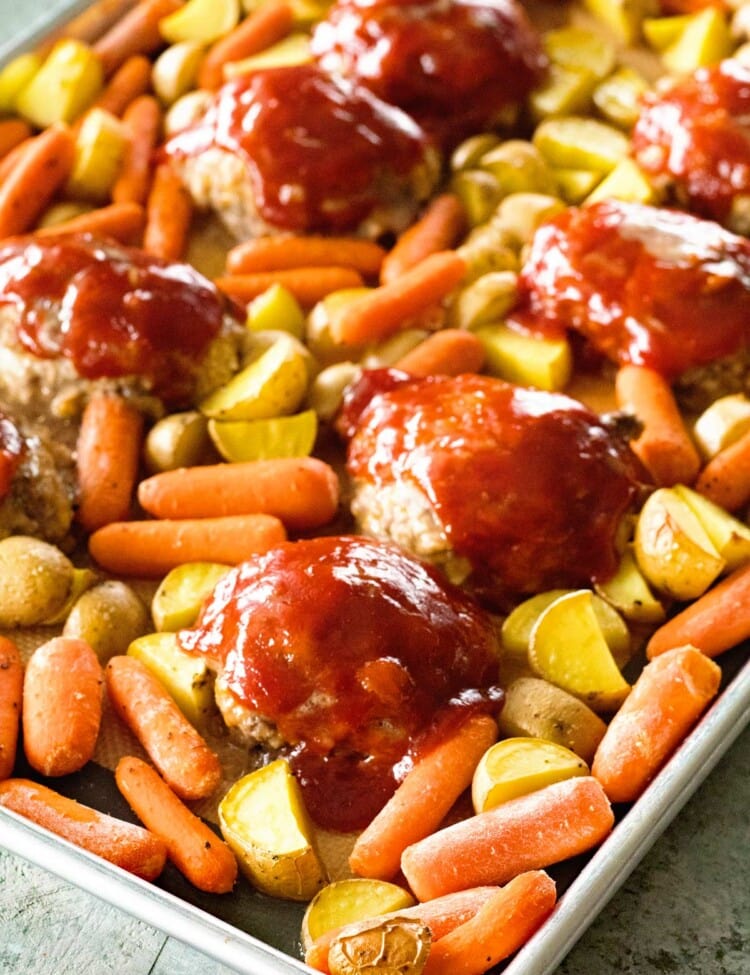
left=328, top=916, right=431, bottom=975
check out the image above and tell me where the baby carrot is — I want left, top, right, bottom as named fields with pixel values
left=197, top=1, right=295, bottom=90
left=137, top=456, right=340, bottom=529
left=646, top=561, right=750, bottom=659
left=0, top=119, right=32, bottom=161
left=22, top=638, right=104, bottom=778
left=592, top=647, right=721, bottom=803
left=88, top=55, right=153, bottom=119
left=400, top=776, right=614, bottom=901
left=615, top=364, right=701, bottom=487
left=0, top=125, right=76, bottom=238
left=349, top=714, right=498, bottom=881
left=93, top=0, right=182, bottom=76
left=0, top=778, right=167, bottom=882
left=115, top=755, right=238, bottom=893
left=329, top=250, right=467, bottom=346
left=89, top=513, right=287, bottom=577
left=37, top=0, right=139, bottom=56
left=380, top=193, right=466, bottom=285
left=214, top=267, right=365, bottom=308
left=76, top=391, right=144, bottom=533
left=143, top=163, right=193, bottom=261
left=0, top=137, right=32, bottom=185
left=0, top=637, right=23, bottom=782
left=112, top=94, right=162, bottom=205
left=106, top=655, right=221, bottom=801
left=225, top=234, right=386, bottom=278
left=36, top=201, right=146, bottom=244
left=393, top=328, right=486, bottom=378
left=694, top=428, right=750, bottom=512
left=422, top=871, right=557, bottom=975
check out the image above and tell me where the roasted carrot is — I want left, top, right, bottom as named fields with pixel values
left=93, top=0, right=182, bottom=76
left=214, top=267, right=365, bottom=308
left=0, top=119, right=33, bottom=161
left=0, top=137, right=32, bottom=185
left=88, top=512, right=287, bottom=576
left=88, top=54, right=153, bottom=119
left=694, top=428, right=750, bottom=512
left=225, top=234, right=386, bottom=278
left=646, top=561, right=750, bottom=659
left=112, top=94, right=162, bottom=205
left=137, top=457, right=340, bottom=529
left=400, top=776, right=614, bottom=901
left=422, top=871, right=557, bottom=975
left=0, top=778, right=167, bottom=881
left=349, top=714, right=498, bottom=881
left=305, top=886, right=503, bottom=973
left=0, top=637, right=23, bottom=782
left=329, top=251, right=467, bottom=346
left=0, top=125, right=76, bottom=238
left=143, top=163, right=193, bottom=261
left=380, top=193, right=466, bottom=285
left=106, top=654, right=222, bottom=801
left=76, top=391, right=144, bottom=533
left=36, top=201, right=146, bottom=243
left=592, top=646, right=721, bottom=803
left=37, top=0, right=140, bottom=57
left=197, top=1, right=295, bottom=90
left=22, top=637, right=103, bottom=778
left=393, top=329, right=486, bottom=378
left=115, top=755, right=238, bottom=893
left=615, top=364, right=701, bottom=487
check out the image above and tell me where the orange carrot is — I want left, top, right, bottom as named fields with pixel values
left=143, top=163, right=193, bottom=261
left=329, top=251, right=467, bottom=346
left=197, top=1, right=295, bottom=90
left=215, top=266, right=365, bottom=308
left=112, top=94, right=162, bottom=205
left=592, top=646, right=721, bottom=803
left=0, top=119, right=33, bottom=161
left=106, top=654, right=222, bottom=801
left=0, top=637, right=23, bottom=782
left=0, top=125, right=76, bottom=238
left=646, top=561, right=750, bottom=659
left=0, top=137, right=32, bottom=185
left=225, top=234, right=386, bottom=278
left=76, top=391, right=144, bottom=533
left=0, top=778, right=167, bottom=881
left=115, top=755, right=238, bottom=893
left=422, top=871, right=557, bottom=975
left=88, top=512, right=287, bottom=576
left=137, top=457, right=340, bottom=530
left=349, top=714, right=498, bottom=881
left=615, top=364, right=701, bottom=487
left=36, top=201, right=146, bottom=243
left=88, top=54, right=153, bottom=119
left=306, top=886, right=503, bottom=973
left=393, top=328, right=486, bottom=378
left=37, top=0, right=140, bottom=57
left=22, top=637, right=104, bottom=778
left=400, top=776, right=614, bottom=901
left=381, top=193, right=466, bottom=285
left=93, top=0, right=182, bottom=76
left=694, top=427, right=750, bottom=512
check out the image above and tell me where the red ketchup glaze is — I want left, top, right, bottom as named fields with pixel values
left=311, top=0, right=547, bottom=148
left=0, top=234, right=231, bottom=406
left=340, top=370, right=643, bottom=605
left=511, top=200, right=750, bottom=379
left=163, top=63, right=431, bottom=233
left=0, top=412, right=24, bottom=501
left=178, top=535, right=502, bottom=831
left=632, top=59, right=750, bottom=223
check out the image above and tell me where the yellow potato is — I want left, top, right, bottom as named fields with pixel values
left=219, top=759, right=328, bottom=901
left=476, top=323, right=572, bottom=392
left=595, top=546, right=665, bottom=624
left=151, top=40, right=205, bottom=105
left=223, top=33, right=313, bottom=78
left=151, top=561, right=231, bottom=632
left=43, top=567, right=98, bottom=625
left=692, top=393, right=750, bottom=459
left=0, top=52, right=42, bottom=114
left=471, top=737, right=588, bottom=813
left=143, top=410, right=214, bottom=473
left=67, top=108, right=128, bottom=201
left=327, top=916, right=431, bottom=975
left=0, top=536, right=74, bottom=627
left=301, top=879, right=416, bottom=951
left=246, top=283, right=306, bottom=339
left=63, top=580, right=150, bottom=663
left=673, top=485, right=750, bottom=572
left=207, top=409, right=318, bottom=462
left=159, top=0, right=240, bottom=44
left=127, top=631, right=216, bottom=729
left=528, top=589, right=631, bottom=712
left=661, top=7, right=732, bottom=74
left=16, top=39, right=102, bottom=127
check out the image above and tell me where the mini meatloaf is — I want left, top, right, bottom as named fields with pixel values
left=311, top=0, right=547, bottom=148
left=161, top=63, right=440, bottom=241
left=511, top=200, right=750, bottom=412
left=337, top=370, right=644, bottom=608
left=178, top=534, right=503, bottom=831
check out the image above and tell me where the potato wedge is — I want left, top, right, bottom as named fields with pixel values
left=151, top=561, right=231, bottom=632
left=301, top=879, right=416, bottom=952
left=0, top=52, right=42, bottom=114
left=693, top=393, right=750, bottom=460
left=477, top=323, right=572, bottom=392
left=219, top=759, right=328, bottom=901
left=672, top=485, right=750, bottom=572
left=246, top=283, right=306, bottom=339
left=127, top=631, right=216, bottom=729
left=16, top=40, right=102, bottom=128
left=207, top=409, right=318, bottom=462
left=595, top=546, right=666, bottom=624
left=327, top=916, right=431, bottom=975
left=159, top=0, right=240, bottom=44
left=67, top=108, right=128, bottom=201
